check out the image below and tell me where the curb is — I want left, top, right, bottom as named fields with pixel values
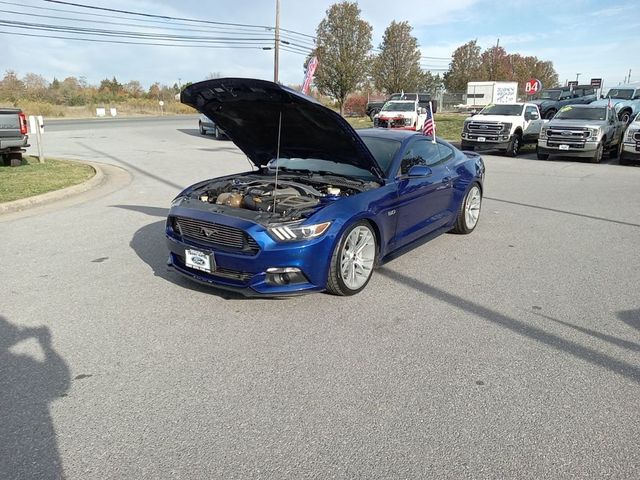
left=0, top=160, right=105, bottom=215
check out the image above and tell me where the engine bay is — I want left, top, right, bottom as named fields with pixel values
left=188, top=174, right=376, bottom=221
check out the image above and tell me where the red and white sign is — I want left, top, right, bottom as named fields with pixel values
left=525, top=78, right=542, bottom=95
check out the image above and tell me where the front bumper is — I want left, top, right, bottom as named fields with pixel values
left=621, top=142, right=640, bottom=161
left=461, top=132, right=512, bottom=149
left=537, top=138, right=600, bottom=157
left=165, top=210, right=337, bottom=296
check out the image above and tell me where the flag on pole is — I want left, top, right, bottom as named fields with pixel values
left=422, top=101, right=436, bottom=143
left=301, top=56, right=319, bottom=95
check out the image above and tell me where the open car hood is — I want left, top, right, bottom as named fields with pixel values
left=181, top=78, right=384, bottom=179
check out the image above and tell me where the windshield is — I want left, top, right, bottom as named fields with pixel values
left=267, top=157, right=377, bottom=180
left=478, top=104, right=523, bottom=116
left=359, top=136, right=401, bottom=174
left=554, top=107, right=606, bottom=121
left=381, top=102, right=416, bottom=112
left=536, top=90, right=561, bottom=100
left=606, top=89, right=634, bottom=100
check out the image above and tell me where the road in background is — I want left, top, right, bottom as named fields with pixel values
left=1, top=117, right=639, bottom=479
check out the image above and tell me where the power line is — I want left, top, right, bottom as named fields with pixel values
left=0, top=29, right=271, bottom=49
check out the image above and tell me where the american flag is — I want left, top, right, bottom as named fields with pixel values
left=301, top=56, right=319, bottom=95
left=422, top=101, right=436, bottom=140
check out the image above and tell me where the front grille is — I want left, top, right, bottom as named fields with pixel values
left=467, top=122, right=504, bottom=133
left=175, top=254, right=253, bottom=282
left=547, top=127, right=589, bottom=146
left=171, top=216, right=260, bottom=254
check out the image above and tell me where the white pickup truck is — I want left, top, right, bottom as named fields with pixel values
left=460, top=103, right=546, bottom=157
left=373, top=100, right=427, bottom=131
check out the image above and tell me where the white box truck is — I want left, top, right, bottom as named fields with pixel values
left=466, top=81, right=518, bottom=108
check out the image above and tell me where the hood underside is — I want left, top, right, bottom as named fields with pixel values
left=181, top=78, right=384, bottom=179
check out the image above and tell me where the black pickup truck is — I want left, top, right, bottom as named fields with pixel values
left=0, top=108, right=29, bottom=166
left=530, top=85, right=597, bottom=119
left=366, top=92, right=436, bottom=121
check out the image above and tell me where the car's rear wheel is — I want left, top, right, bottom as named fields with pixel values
left=619, top=110, right=632, bottom=124
left=3, top=152, right=22, bottom=167
left=198, top=121, right=206, bottom=135
left=451, top=183, right=482, bottom=234
left=326, top=221, right=376, bottom=296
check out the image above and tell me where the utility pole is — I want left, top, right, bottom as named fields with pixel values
left=575, top=73, right=581, bottom=84
left=627, top=69, right=632, bottom=83
left=274, top=0, right=280, bottom=83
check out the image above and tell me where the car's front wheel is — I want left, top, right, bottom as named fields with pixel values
left=214, top=126, right=222, bottom=140
left=451, top=183, right=482, bottom=234
left=198, top=121, right=206, bottom=135
left=326, top=221, right=377, bottom=296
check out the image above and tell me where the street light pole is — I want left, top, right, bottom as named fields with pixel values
left=575, top=73, right=581, bottom=84
left=274, top=0, right=280, bottom=83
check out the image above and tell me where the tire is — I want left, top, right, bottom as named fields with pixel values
left=608, top=143, right=618, bottom=159
left=619, top=151, right=629, bottom=165
left=619, top=110, right=632, bottom=124
left=590, top=142, right=603, bottom=163
left=450, top=183, right=482, bottom=234
left=368, top=109, right=379, bottom=122
left=506, top=133, right=522, bottom=157
left=198, top=121, right=206, bottom=135
left=544, top=109, right=557, bottom=120
left=326, top=221, right=377, bottom=296
left=5, top=152, right=22, bottom=167
left=214, top=126, right=222, bottom=140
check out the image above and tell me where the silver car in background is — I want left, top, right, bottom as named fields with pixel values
left=619, top=112, right=640, bottom=165
left=198, top=113, right=226, bottom=139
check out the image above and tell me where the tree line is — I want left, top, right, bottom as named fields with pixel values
left=0, top=71, right=182, bottom=106
left=311, top=2, right=559, bottom=113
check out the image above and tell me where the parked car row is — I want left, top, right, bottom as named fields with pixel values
left=458, top=101, right=638, bottom=164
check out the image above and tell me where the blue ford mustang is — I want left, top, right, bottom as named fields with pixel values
left=167, top=78, right=485, bottom=296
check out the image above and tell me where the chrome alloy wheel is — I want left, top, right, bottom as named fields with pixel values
left=340, top=226, right=375, bottom=290
left=464, top=186, right=482, bottom=230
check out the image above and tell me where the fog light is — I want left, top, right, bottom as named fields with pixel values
left=266, top=267, right=307, bottom=286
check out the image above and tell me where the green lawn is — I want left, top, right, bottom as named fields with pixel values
left=346, top=113, right=466, bottom=142
left=0, top=156, right=95, bottom=203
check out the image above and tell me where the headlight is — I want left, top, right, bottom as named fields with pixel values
left=171, top=196, right=186, bottom=207
left=403, top=118, right=413, bottom=126
left=540, top=128, right=547, bottom=138
left=627, top=129, right=638, bottom=142
left=589, top=128, right=600, bottom=140
left=501, top=122, right=512, bottom=132
left=463, top=121, right=471, bottom=132
left=269, top=221, right=331, bottom=242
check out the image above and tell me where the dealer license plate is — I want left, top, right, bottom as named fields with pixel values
left=559, top=144, right=570, bottom=150
left=185, top=249, right=214, bottom=273
left=477, top=137, right=486, bottom=142
left=635, top=142, right=640, bottom=152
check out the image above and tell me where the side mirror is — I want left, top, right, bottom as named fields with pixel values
left=408, top=165, right=432, bottom=177
left=531, top=112, right=539, bottom=120
left=601, top=94, right=605, bottom=99
left=420, top=107, right=427, bottom=114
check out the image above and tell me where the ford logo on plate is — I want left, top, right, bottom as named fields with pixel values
left=191, top=256, right=205, bottom=266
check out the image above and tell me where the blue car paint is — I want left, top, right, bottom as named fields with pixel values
left=166, top=132, right=484, bottom=296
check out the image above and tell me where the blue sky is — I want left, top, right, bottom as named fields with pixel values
left=1, top=0, right=637, bottom=92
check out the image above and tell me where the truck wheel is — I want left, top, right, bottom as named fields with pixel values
left=536, top=147, right=549, bottom=160
left=619, top=110, right=632, bottom=124
left=608, top=143, right=619, bottom=159
left=544, top=109, right=557, bottom=120
left=5, top=152, right=22, bottom=167
left=590, top=142, right=603, bottom=163
left=506, top=133, right=521, bottom=157
left=368, top=109, right=379, bottom=122
left=619, top=152, right=628, bottom=165
left=214, top=126, right=222, bottom=140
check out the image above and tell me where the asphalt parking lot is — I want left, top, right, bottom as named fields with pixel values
left=1, top=116, right=639, bottom=479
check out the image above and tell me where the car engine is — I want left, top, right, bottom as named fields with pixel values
left=192, top=177, right=361, bottom=219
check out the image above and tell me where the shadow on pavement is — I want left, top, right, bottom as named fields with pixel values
left=176, top=128, right=209, bottom=139
left=377, top=268, right=640, bottom=384
left=113, top=204, right=246, bottom=300
left=619, top=309, right=640, bottom=332
left=0, top=316, right=70, bottom=479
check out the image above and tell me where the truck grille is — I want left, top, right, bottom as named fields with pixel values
left=467, top=122, right=504, bottom=133
left=170, top=216, right=260, bottom=255
left=546, top=127, right=589, bottom=147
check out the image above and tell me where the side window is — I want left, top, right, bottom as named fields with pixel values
left=525, top=106, right=537, bottom=118
left=399, top=141, right=454, bottom=175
